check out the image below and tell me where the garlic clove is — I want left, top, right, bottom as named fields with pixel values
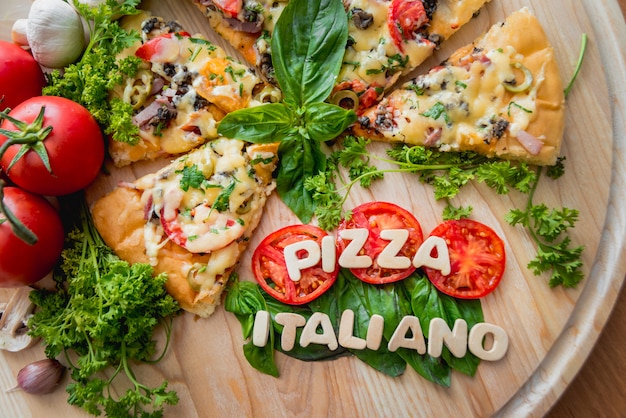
left=16, top=358, right=65, bottom=395
left=11, top=19, right=29, bottom=47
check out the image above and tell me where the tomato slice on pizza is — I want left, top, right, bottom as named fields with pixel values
left=191, top=0, right=492, bottom=112
left=352, top=8, right=565, bottom=165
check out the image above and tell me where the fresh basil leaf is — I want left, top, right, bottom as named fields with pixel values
left=304, top=103, right=357, bottom=142
left=264, top=295, right=348, bottom=361
left=276, top=135, right=327, bottom=224
left=357, top=273, right=449, bottom=385
left=224, top=278, right=279, bottom=377
left=439, top=296, right=482, bottom=377
left=224, top=279, right=266, bottom=338
left=337, top=271, right=406, bottom=377
left=271, top=0, right=349, bottom=107
left=217, top=103, right=295, bottom=143
left=403, top=273, right=483, bottom=377
left=243, top=340, right=279, bottom=377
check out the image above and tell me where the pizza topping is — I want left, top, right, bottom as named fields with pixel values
left=351, top=8, right=374, bottom=30
left=515, top=129, right=544, bottom=156
left=359, top=44, right=544, bottom=156
left=503, top=62, right=533, bottom=93
left=388, top=0, right=430, bottom=52
left=139, top=139, right=276, bottom=261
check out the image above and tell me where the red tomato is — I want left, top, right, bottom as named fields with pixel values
left=212, top=0, right=243, bottom=18
left=337, top=202, right=423, bottom=284
left=0, top=41, right=46, bottom=111
left=0, top=96, right=104, bottom=196
left=388, top=0, right=429, bottom=52
left=252, top=224, right=338, bottom=305
left=135, top=32, right=191, bottom=62
left=424, top=219, right=506, bottom=299
left=0, top=187, right=64, bottom=287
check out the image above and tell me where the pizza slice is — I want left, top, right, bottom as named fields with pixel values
left=108, top=13, right=280, bottom=167
left=190, top=0, right=491, bottom=111
left=352, top=8, right=565, bottom=165
left=91, top=138, right=278, bottom=317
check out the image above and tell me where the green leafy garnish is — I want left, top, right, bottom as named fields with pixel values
left=305, top=137, right=493, bottom=230
left=505, top=168, right=585, bottom=287
left=28, top=197, right=181, bottom=417
left=564, top=33, right=588, bottom=97
left=218, top=0, right=356, bottom=223
left=226, top=270, right=484, bottom=385
left=177, top=164, right=205, bottom=191
left=44, top=0, right=143, bottom=144
left=420, top=102, right=451, bottom=125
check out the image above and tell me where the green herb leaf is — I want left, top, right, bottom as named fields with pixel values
left=28, top=196, right=180, bottom=417
left=213, top=180, right=237, bottom=212
left=217, top=103, right=295, bottom=143
left=44, top=0, right=142, bottom=143
left=276, top=135, right=327, bottom=224
left=304, top=102, right=356, bottom=142
left=177, top=164, right=205, bottom=191
left=224, top=277, right=279, bottom=377
left=271, top=0, right=348, bottom=107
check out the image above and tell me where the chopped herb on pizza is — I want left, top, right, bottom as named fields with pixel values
left=91, top=139, right=278, bottom=317
left=108, top=13, right=280, bottom=166
left=191, top=0, right=492, bottom=111
left=352, top=8, right=565, bottom=165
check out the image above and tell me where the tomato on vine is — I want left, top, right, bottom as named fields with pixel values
left=0, top=187, right=64, bottom=287
left=0, top=41, right=46, bottom=111
left=0, top=96, right=104, bottom=196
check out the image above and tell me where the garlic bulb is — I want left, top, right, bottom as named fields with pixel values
left=25, top=0, right=86, bottom=68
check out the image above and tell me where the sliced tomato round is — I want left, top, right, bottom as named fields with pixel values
left=135, top=32, right=191, bottom=62
left=424, top=219, right=506, bottom=299
left=388, top=0, right=429, bottom=52
left=338, top=201, right=423, bottom=284
left=212, top=0, right=243, bottom=18
left=251, top=224, right=337, bottom=305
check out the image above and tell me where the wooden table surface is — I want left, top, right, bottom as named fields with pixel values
left=0, top=2, right=623, bottom=417
left=548, top=5, right=626, bottom=417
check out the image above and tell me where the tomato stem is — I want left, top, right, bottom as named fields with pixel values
left=0, top=106, right=53, bottom=173
left=0, top=179, right=38, bottom=245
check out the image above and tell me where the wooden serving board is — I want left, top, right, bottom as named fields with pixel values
left=1, top=0, right=625, bottom=416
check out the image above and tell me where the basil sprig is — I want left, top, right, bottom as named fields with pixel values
left=218, top=0, right=356, bottom=223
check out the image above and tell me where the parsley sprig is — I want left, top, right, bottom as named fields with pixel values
left=28, top=197, right=181, bottom=417
left=44, top=0, right=143, bottom=144
left=306, top=136, right=535, bottom=229
left=505, top=164, right=584, bottom=287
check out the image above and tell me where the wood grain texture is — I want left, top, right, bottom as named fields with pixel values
left=548, top=1, right=626, bottom=416
left=0, top=0, right=625, bottom=417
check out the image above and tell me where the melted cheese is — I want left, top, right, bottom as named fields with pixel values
left=110, top=22, right=281, bottom=165
left=379, top=46, right=541, bottom=155
left=247, top=0, right=488, bottom=91
left=137, top=139, right=276, bottom=275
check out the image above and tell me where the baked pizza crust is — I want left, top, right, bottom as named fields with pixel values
left=352, top=8, right=565, bottom=166
left=92, top=142, right=278, bottom=318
